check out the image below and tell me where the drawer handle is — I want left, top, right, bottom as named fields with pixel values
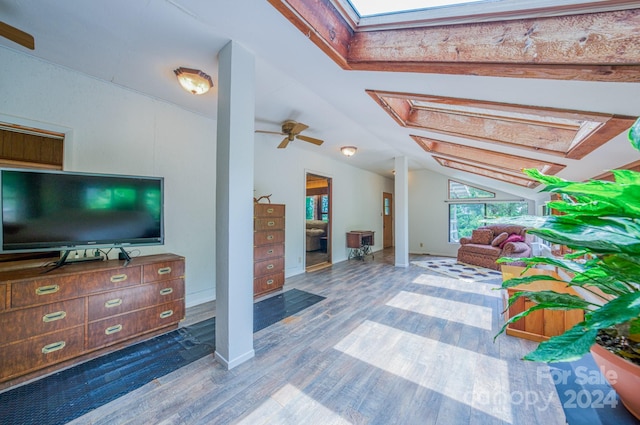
left=267, top=221, right=275, bottom=226
left=105, top=298, right=123, bottom=308
left=160, top=310, right=174, bottom=319
left=267, top=208, right=274, bottom=214
left=36, top=285, right=60, bottom=296
left=42, top=341, right=66, bottom=354
left=105, top=324, right=123, bottom=335
left=266, top=279, right=274, bottom=285
left=42, top=311, right=67, bottom=323
left=160, top=288, right=173, bottom=296
left=110, top=274, right=128, bottom=283
left=158, top=267, right=172, bottom=275
left=266, top=264, right=274, bottom=270
left=267, top=249, right=274, bottom=254
left=266, top=235, right=274, bottom=240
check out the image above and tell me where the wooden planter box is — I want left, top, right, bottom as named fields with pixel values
left=501, top=265, right=584, bottom=342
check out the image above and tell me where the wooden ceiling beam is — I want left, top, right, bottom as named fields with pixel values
left=407, top=109, right=578, bottom=153
left=269, top=1, right=640, bottom=82
left=412, top=136, right=566, bottom=175
left=433, top=156, right=539, bottom=188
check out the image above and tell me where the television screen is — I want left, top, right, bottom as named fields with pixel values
left=0, top=168, right=164, bottom=253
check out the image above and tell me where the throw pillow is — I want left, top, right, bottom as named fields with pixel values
left=499, top=233, right=525, bottom=249
left=471, top=229, right=493, bottom=245
left=491, top=232, right=509, bottom=247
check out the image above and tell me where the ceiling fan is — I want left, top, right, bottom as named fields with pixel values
left=0, top=21, right=35, bottom=50
left=256, top=120, right=324, bottom=149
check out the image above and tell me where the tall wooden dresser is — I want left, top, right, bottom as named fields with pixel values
left=253, top=203, right=285, bottom=297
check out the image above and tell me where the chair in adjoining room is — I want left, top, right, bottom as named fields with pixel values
left=457, top=224, right=532, bottom=270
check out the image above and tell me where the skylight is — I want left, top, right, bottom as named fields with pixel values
left=347, top=0, right=486, bottom=17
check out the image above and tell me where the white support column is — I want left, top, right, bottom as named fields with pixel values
left=215, top=41, right=255, bottom=369
left=394, top=156, right=409, bottom=267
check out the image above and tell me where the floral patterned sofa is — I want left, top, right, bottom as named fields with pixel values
left=457, top=224, right=532, bottom=270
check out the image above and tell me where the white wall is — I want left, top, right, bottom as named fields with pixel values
left=408, top=169, right=535, bottom=257
left=254, top=142, right=394, bottom=276
left=0, top=46, right=394, bottom=306
left=0, top=47, right=217, bottom=307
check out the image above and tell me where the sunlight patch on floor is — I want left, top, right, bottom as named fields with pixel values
left=237, top=383, right=352, bottom=425
left=413, top=273, right=503, bottom=298
left=387, top=290, right=493, bottom=330
left=334, top=320, right=513, bottom=423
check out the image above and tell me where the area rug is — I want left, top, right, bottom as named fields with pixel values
left=0, top=288, right=325, bottom=425
left=412, top=258, right=503, bottom=282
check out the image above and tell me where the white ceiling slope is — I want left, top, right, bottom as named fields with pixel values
left=1, top=0, right=639, bottom=201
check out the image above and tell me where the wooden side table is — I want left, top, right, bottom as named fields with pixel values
left=346, top=230, right=374, bottom=260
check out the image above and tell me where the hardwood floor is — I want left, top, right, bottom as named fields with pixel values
left=69, top=249, right=565, bottom=425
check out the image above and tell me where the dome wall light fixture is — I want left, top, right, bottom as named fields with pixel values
left=174, top=67, right=213, bottom=95
left=340, top=146, right=357, bottom=157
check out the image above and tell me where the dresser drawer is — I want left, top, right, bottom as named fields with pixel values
left=254, top=217, right=284, bottom=231
left=0, top=284, right=5, bottom=311
left=254, top=230, right=284, bottom=247
left=254, top=244, right=284, bottom=261
left=0, top=326, right=84, bottom=381
left=254, top=204, right=285, bottom=217
left=0, top=298, right=85, bottom=345
left=143, top=259, right=185, bottom=283
left=254, top=272, right=284, bottom=295
left=88, top=279, right=185, bottom=321
left=254, top=257, right=284, bottom=277
left=87, top=300, right=185, bottom=350
left=11, top=266, right=142, bottom=308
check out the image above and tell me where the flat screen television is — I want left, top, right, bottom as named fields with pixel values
left=0, top=168, right=164, bottom=263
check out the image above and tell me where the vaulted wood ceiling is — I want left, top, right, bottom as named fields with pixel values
left=268, top=0, right=640, bottom=187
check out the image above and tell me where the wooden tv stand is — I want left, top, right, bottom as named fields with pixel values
left=0, top=253, right=185, bottom=390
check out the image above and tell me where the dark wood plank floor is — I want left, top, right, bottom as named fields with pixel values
left=69, top=249, right=566, bottom=425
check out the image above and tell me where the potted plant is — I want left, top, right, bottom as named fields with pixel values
left=495, top=117, right=640, bottom=419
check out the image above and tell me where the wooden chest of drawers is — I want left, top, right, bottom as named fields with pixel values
left=254, top=203, right=285, bottom=297
left=0, top=253, right=185, bottom=387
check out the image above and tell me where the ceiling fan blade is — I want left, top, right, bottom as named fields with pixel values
left=0, top=22, right=34, bottom=50
left=277, top=137, right=290, bottom=149
left=255, top=130, right=285, bottom=135
left=297, top=135, right=324, bottom=146
left=291, top=122, right=309, bottom=134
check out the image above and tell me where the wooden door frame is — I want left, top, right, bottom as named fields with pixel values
left=304, top=171, right=332, bottom=269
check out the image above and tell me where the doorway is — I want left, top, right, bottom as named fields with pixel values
left=383, top=192, right=393, bottom=248
left=305, top=173, right=331, bottom=271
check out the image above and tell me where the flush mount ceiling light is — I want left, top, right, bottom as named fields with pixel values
left=341, top=146, right=357, bottom=157
left=174, top=67, right=213, bottom=95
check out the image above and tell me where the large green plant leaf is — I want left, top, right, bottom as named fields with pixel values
left=528, top=217, right=640, bottom=254
left=525, top=168, right=640, bottom=218
left=583, top=292, right=640, bottom=329
left=629, top=117, right=640, bottom=151
left=523, top=325, right=598, bottom=362
left=500, top=274, right=566, bottom=290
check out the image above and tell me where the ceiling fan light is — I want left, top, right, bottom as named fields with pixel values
left=174, top=67, right=213, bottom=95
left=341, top=146, right=357, bottom=157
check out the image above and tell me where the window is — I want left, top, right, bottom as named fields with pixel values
left=320, top=195, right=329, bottom=221
left=306, top=196, right=316, bottom=220
left=306, top=195, right=329, bottom=221
left=448, top=180, right=494, bottom=199
left=449, top=201, right=528, bottom=243
left=347, top=0, right=485, bottom=17
left=447, top=181, right=526, bottom=242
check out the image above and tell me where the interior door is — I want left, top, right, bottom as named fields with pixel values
left=383, top=192, right=393, bottom=248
